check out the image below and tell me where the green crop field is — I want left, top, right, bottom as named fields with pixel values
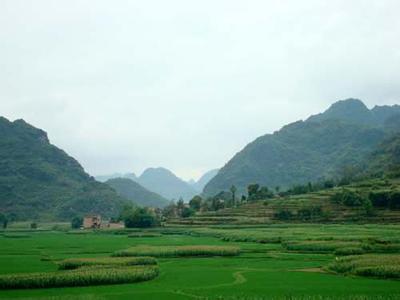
left=1, top=225, right=400, bottom=299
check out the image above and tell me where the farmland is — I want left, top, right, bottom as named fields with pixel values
left=1, top=224, right=400, bottom=299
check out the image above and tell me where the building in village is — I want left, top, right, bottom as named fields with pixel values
left=83, top=214, right=101, bottom=229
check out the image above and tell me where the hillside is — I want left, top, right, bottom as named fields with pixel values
left=366, top=132, right=400, bottom=177
left=95, top=173, right=137, bottom=182
left=0, top=117, right=127, bottom=220
left=137, top=167, right=197, bottom=200
left=169, top=177, right=400, bottom=226
left=189, top=169, right=219, bottom=192
left=204, top=99, right=400, bottom=196
left=105, top=177, right=170, bottom=208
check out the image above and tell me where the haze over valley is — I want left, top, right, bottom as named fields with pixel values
left=1, top=1, right=400, bottom=299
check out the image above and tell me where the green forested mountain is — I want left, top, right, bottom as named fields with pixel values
left=105, top=177, right=170, bottom=208
left=366, top=132, right=400, bottom=177
left=137, top=167, right=197, bottom=200
left=0, top=117, right=127, bottom=220
left=204, top=99, right=400, bottom=196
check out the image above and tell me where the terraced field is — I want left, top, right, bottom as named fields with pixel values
left=1, top=224, right=400, bottom=299
left=169, top=178, right=400, bottom=226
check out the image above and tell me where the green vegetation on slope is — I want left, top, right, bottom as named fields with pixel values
left=105, top=177, right=170, bottom=208
left=204, top=99, right=400, bottom=195
left=0, top=117, right=128, bottom=220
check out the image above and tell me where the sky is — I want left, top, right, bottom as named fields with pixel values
left=1, top=0, right=400, bottom=181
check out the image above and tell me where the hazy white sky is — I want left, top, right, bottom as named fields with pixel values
left=1, top=0, right=400, bottom=180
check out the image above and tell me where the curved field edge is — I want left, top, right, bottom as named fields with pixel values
left=0, top=266, right=159, bottom=289
left=57, top=256, right=157, bottom=270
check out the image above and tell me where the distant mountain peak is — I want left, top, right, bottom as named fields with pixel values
left=138, top=167, right=197, bottom=200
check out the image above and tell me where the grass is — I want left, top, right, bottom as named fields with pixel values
left=1, top=227, right=400, bottom=299
left=57, top=256, right=157, bottom=270
left=327, top=254, right=400, bottom=279
left=112, top=245, right=241, bottom=257
left=0, top=266, right=159, bottom=289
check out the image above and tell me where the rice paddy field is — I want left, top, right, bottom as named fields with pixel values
left=1, top=224, right=400, bottom=299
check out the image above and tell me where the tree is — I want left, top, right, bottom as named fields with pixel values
left=30, top=222, right=37, bottom=229
left=177, top=198, right=185, bottom=210
left=162, top=202, right=177, bottom=218
left=123, top=207, right=158, bottom=228
left=230, top=185, right=237, bottom=206
left=0, top=214, right=8, bottom=229
left=274, top=209, right=293, bottom=220
left=363, top=198, right=374, bottom=216
left=258, top=186, right=273, bottom=199
left=275, top=186, right=280, bottom=193
left=200, top=200, right=209, bottom=212
left=247, top=184, right=260, bottom=200
left=181, top=207, right=195, bottom=218
left=189, top=196, right=202, bottom=211
left=247, top=184, right=273, bottom=200
left=212, top=198, right=224, bottom=211
left=71, top=216, right=83, bottom=229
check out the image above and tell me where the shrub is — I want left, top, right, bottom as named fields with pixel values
left=0, top=213, right=8, bottom=229
left=274, top=209, right=293, bottom=220
left=389, top=191, right=400, bottom=209
left=123, top=207, right=159, bottom=228
left=331, top=189, right=366, bottom=207
left=181, top=207, right=195, bottom=218
left=297, top=206, right=323, bottom=221
left=0, top=266, right=159, bottom=289
left=369, top=191, right=391, bottom=207
left=112, top=245, right=240, bottom=257
left=58, top=257, right=157, bottom=270
left=71, top=216, right=83, bottom=229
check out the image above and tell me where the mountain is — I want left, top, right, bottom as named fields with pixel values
left=307, top=98, right=400, bottom=126
left=105, top=178, right=170, bottom=208
left=95, top=172, right=137, bottom=182
left=189, top=169, right=219, bottom=192
left=366, top=132, right=400, bottom=177
left=137, top=167, right=197, bottom=200
left=204, top=99, right=400, bottom=196
left=0, top=117, right=127, bottom=220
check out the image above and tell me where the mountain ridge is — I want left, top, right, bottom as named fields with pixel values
left=204, top=98, right=400, bottom=196
left=0, top=117, right=128, bottom=220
